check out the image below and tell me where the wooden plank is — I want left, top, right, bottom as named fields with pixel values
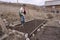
left=0, top=34, right=8, bottom=40
left=30, top=20, right=47, bottom=35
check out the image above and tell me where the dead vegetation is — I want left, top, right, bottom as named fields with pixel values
left=46, top=14, right=54, bottom=19
left=0, top=11, right=20, bottom=23
left=0, top=17, right=25, bottom=40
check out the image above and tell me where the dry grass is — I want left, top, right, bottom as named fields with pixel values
left=0, top=11, right=20, bottom=23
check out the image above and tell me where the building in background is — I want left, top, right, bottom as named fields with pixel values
left=42, top=0, right=60, bottom=13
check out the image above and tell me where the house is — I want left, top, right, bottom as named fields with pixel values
left=42, top=0, right=60, bottom=13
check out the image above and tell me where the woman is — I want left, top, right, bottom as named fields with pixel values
left=19, top=5, right=26, bottom=26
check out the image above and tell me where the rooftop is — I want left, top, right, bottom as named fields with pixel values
left=45, top=1, right=60, bottom=6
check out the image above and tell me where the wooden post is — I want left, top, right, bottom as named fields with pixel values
left=17, top=0, right=18, bottom=3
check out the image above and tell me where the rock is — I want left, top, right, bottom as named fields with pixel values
left=37, top=28, right=40, bottom=32
left=3, top=19, right=9, bottom=26
left=25, top=33, right=28, bottom=38
left=26, top=38, right=30, bottom=40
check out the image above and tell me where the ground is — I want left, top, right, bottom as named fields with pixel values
left=0, top=2, right=60, bottom=40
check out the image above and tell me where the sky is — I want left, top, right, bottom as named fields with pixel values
left=0, top=0, right=52, bottom=6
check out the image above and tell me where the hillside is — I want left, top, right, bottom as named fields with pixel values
left=0, top=1, right=45, bottom=23
left=0, top=1, right=60, bottom=24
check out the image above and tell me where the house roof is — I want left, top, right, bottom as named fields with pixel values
left=45, top=1, right=60, bottom=6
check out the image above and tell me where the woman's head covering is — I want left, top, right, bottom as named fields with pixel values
left=19, top=7, right=24, bottom=13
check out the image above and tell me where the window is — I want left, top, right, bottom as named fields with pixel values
left=51, top=10, right=55, bottom=13
left=56, top=10, right=59, bottom=13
